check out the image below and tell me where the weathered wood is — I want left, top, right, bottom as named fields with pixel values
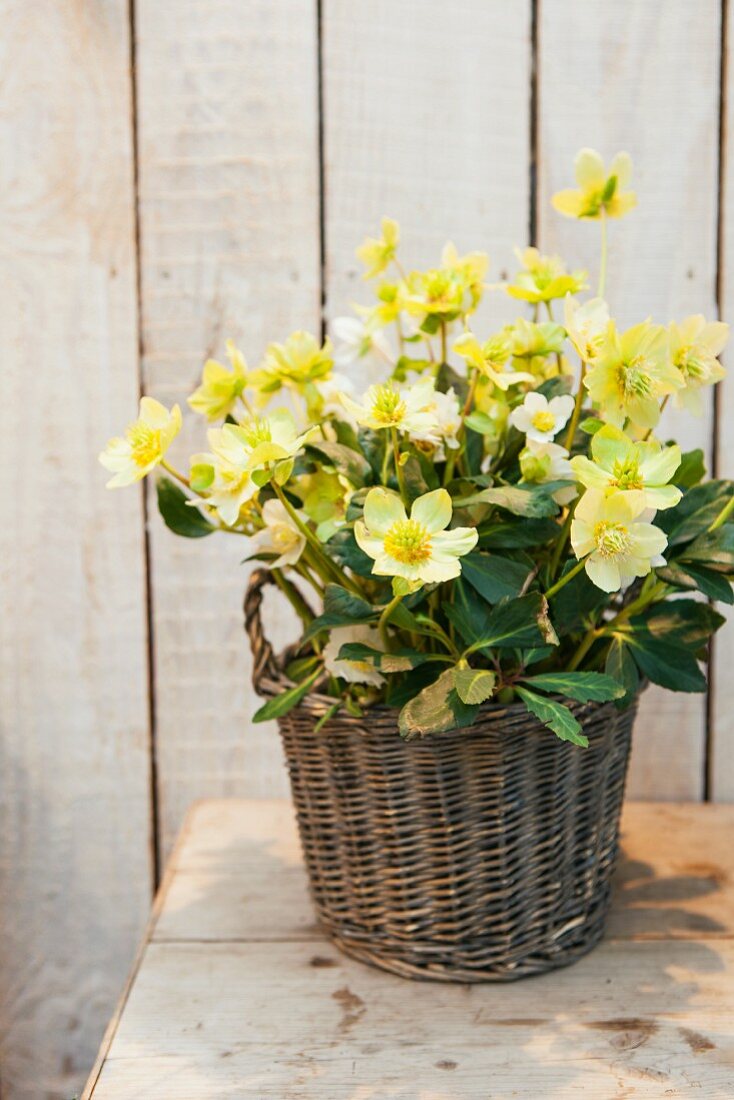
left=0, top=1, right=152, bottom=1096
left=538, top=0, right=722, bottom=800
left=84, top=800, right=734, bottom=1098
left=711, top=4, right=734, bottom=802
left=134, top=0, right=322, bottom=857
left=322, top=0, right=532, bottom=359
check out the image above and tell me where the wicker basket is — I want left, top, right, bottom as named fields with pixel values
left=246, top=569, right=638, bottom=982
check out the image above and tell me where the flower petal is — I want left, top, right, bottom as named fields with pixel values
left=586, top=553, right=622, bottom=593
left=363, top=488, right=406, bottom=536
left=411, top=488, right=452, bottom=533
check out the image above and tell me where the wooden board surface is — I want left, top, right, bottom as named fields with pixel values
left=712, top=4, right=734, bottom=802
left=537, top=0, right=722, bottom=801
left=84, top=799, right=734, bottom=1098
left=134, top=0, right=322, bottom=859
left=322, top=0, right=532, bottom=365
left=0, top=2, right=153, bottom=1096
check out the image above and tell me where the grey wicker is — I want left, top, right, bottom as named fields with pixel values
left=245, top=569, right=639, bottom=983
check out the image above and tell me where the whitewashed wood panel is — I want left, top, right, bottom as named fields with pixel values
left=322, top=0, right=533, bottom=362
left=0, top=1, right=152, bottom=1097
left=711, top=4, right=734, bottom=802
left=135, top=0, right=322, bottom=857
left=537, top=0, right=722, bottom=800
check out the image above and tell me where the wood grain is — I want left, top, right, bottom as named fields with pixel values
left=711, top=2, right=734, bottom=802
left=322, top=0, right=533, bottom=366
left=537, top=0, right=722, bottom=800
left=0, top=1, right=152, bottom=1096
left=134, top=0, right=322, bottom=858
left=84, top=800, right=734, bottom=1099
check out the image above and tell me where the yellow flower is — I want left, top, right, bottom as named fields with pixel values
left=584, top=321, right=682, bottom=430
left=506, top=247, right=586, bottom=304
left=570, top=489, right=668, bottom=593
left=441, top=241, right=489, bottom=311
left=552, top=148, right=637, bottom=220
left=507, top=318, right=568, bottom=379
left=188, top=340, right=249, bottom=420
left=251, top=331, right=333, bottom=400
left=356, top=216, right=400, bottom=278
left=341, top=379, right=438, bottom=434
left=222, top=410, right=318, bottom=483
left=100, top=397, right=181, bottom=488
left=323, top=625, right=386, bottom=688
left=564, top=296, right=610, bottom=362
left=570, top=424, right=682, bottom=511
left=355, top=487, right=477, bottom=585
left=454, top=331, right=533, bottom=390
left=669, top=315, right=728, bottom=415
left=250, top=499, right=307, bottom=567
left=189, top=428, right=257, bottom=526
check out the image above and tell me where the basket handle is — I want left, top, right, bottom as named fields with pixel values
left=244, top=568, right=281, bottom=690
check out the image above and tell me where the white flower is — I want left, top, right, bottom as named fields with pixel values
left=332, top=315, right=392, bottom=368
left=406, top=383, right=462, bottom=457
left=250, top=498, right=306, bottom=567
left=521, top=438, right=577, bottom=505
left=563, top=296, right=610, bottom=362
left=510, top=391, right=575, bottom=442
left=323, top=625, right=386, bottom=687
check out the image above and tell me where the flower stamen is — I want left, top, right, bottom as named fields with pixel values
left=383, top=518, right=432, bottom=564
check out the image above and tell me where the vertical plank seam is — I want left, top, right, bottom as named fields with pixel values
left=528, top=0, right=539, bottom=247
left=316, top=0, right=327, bottom=340
left=127, top=0, right=161, bottom=887
left=706, top=0, right=729, bottom=801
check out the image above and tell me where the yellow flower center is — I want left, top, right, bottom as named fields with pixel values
left=593, top=520, right=633, bottom=558
left=611, top=455, right=643, bottom=491
left=530, top=410, right=557, bottom=433
left=240, top=417, right=272, bottom=447
left=371, top=385, right=407, bottom=426
left=619, top=360, right=653, bottom=398
left=127, top=423, right=162, bottom=467
left=383, top=518, right=432, bottom=565
left=676, top=346, right=709, bottom=381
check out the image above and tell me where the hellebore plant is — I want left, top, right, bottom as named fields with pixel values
left=102, top=148, right=733, bottom=745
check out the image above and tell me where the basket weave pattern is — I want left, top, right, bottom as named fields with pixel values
left=246, top=570, right=637, bottom=982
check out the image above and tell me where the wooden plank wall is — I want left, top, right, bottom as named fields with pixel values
left=1, top=1, right=731, bottom=1095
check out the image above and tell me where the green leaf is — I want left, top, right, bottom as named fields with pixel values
left=301, top=584, right=376, bottom=642
left=398, top=668, right=479, bottom=739
left=679, top=525, right=734, bottom=572
left=156, top=477, right=216, bottom=538
left=521, top=671, right=625, bottom=703
left=674, top=449, right=706, bottom=489
left=464, top=411, right=496, bottom=435
left=626, top=635, right=707, bottom=693
left=657, top=561, right=734, bottom=604
left=659, top=480, right=733, bottom=545
left=580, top=416, right=605, bottom=435
left=337, top=643, right=438, bottom=673
left=460, top=551, right=533, bottom=604
left=454, top=667, right=496, bottom=705
left=458, top=593, right=549, bottom=653
left=630, top=599, right=725, bottom=650
left=326, top=528, right=375, bottom=577
left=605, top=636, right=640, bottom=703
left=548, top=562, right=608, bottom=634
left=457, top=483, right=561, bottom=518
left=515, top=686, right=588, bottom=747
left=478, top=516, right=560, bottom=549
left=305, top=441, right=372, bottom=486
left=357, top=427, right=387, bottom=479
left=253, top=667, right=321, bottom=722
left=314, top=702, right=342, bottom=734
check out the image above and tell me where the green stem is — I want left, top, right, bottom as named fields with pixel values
left=443, top=369, right=479, bottom=485
left=161, top=459, right=191, bottom=488
left=391, top=427, right=408, bottom=502
left=440, top=322, right=448, bottom=365
left=273, top=483, right=361, bottom=595
left=378, top=593, right=404, bottom=652
left=567, top=624, right=603, bottom=671
left=598, top=210, right=608, bottom=298
left=548, top=505, right=575, bottom=579
left=563, top=362, right=586, bottom=451
left=710, top=493, right=734, bottom=532
left=544, top=556, right=587, bottom=600
left=641, top=394, right=669, bottom=442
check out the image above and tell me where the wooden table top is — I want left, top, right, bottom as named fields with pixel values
left=82, top=799, right=734, bottom=1098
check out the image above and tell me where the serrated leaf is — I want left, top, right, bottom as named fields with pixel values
left=460, top=551, right=533, bottom=603
left=301, top=584, right=376, bottom=642
left=630, top=599, right=725, bottom=650
left=679, top=525, right=734, bottom=572
left=253, top=667, right=321, bottom=722
left=521, top=671, right=624, bottom=703
left=156, top=477, right=216, bottom=538
left=305, top=440, right=372, bottom=486
left=657, top=562, right=734, bottom=604
left=626, top=635, right=707, bottom=693
left=454, top=667, right=496, bottom=705
left=478, top=516, right=561, bottom=549
left=515, top=686, right=588, bottom=747
left=337, top=643, right=437, bottom=673
left=659, top=480, right=732, bottom=545
left=457, top=483, right=561, bottom=518
left=605, top=637, right=640, bottom=704
left=398, top=668, right=479, bottom=739
left=460, top=593, right=550, bottom=654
